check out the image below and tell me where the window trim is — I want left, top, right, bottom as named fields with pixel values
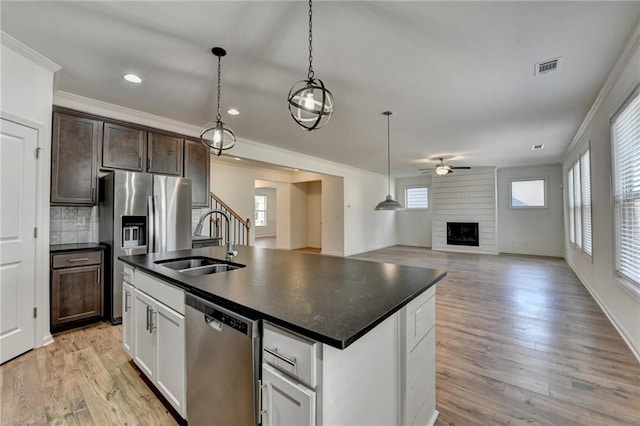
left=404, top=185, right=429, bottom=210
left=254, top=194, right=267, bottom=227
left=509, top=177, right=548, bottom=209
left=610, top=84, right=640, bottom=300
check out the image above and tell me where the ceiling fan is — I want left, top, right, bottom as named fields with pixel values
left=419, top=158, right=471, bottom=175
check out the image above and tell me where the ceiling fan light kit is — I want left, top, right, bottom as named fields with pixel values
left=201, top=47, right=236, bottom=156
left=421, top=157, right=472, bottom=175
left=375, top=111, right=404, bottom=211
left=287, top=0, right=334, bottom=131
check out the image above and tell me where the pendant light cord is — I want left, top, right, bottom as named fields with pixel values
left=387, top=112, right=391, bottom=195
left=307, top=0, right=314, bottom=80
left=216, top=55, right=222, bottom=122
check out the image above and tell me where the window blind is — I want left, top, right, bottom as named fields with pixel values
left=580, top=149, right=592, bottom=256
left=405, top=187, right=428, bottom=209
left=568, top=168, right=575, bottom=244
left=573, top=162, right=582, bottom=248
left=612, top=89, right=640, bottom=286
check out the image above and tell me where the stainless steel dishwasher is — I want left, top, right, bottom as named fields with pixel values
left=186, top=294, right=261, bottom=425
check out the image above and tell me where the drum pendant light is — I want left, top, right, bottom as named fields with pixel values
left=287, top=0, right=334, bottom=131
left=375, top=111, right=404, bottom=211
left=201, top=47, right=236, bottom=156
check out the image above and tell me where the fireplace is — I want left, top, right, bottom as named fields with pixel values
left=447, top=222, right=479, bottom=247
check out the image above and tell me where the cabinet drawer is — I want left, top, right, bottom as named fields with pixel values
left=135, top=270, right=184, bottom=315
left=52, top=251, right=102, bottom=269
left=263, top=322, right=317, bottom=389
left=405, top=285, right=436, bottom=352
left=122, top=264, right=135, bottom=284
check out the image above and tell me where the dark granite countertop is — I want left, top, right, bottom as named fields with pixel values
left=119, top=246, right=446, bottom=349
left=50, top=243, right=106, bottom=253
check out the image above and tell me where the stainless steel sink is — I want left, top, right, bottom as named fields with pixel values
left=155, top=256, right=245, bottom=275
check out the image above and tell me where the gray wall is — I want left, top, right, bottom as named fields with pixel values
left=395, top=175, right=432, bottom=247
left=496, top=164, right=564, bottom=257
left=255, top=187, right=277, bottom=238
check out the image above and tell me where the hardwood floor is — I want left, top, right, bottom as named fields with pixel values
left=351, top=246, right=640, bottom=426
left=2, top=246, right=639, bottom=425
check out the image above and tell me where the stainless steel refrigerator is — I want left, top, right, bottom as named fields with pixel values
left=100, top=171, right=192, bottom=323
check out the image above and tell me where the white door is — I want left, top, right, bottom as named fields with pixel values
left=0, top=119, right=38, bottom=364
left=133, top=289, right=156, bottom=379
left=155, top=302, right=186, bottom=417
left=262, top=363, right=316, bottom=426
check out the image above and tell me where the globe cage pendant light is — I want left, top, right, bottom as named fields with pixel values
left=287, top=0, right=334, bottom=131
left=201, top=47, right=236, bottom=156
left=375, top=111, right=404, bottom=211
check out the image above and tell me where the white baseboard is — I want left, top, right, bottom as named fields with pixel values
left=567, top=260, right=640, bottom=364
left=427, top=409, right=440, bottom=426
left=320, top=250, right=344, bottom=257
left=42, top=333, right=54, bottom=347
left=500, top=250, right=564, bottom=258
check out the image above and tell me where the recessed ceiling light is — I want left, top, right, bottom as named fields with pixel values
left=532, top=144, right=544, bottom=151
left=234, top=157, right=241, bottom=161
left=293, top=168, right=299, bottom=172
left=227, top=108, right=240, bottom=116
left=123, top=74, right=142, bottom=84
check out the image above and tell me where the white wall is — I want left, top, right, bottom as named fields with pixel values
left=307, top=181, right=322, bottom=248
left=562, top=23, right=640, bottom=360
left=497, top=164, right=564, bottom=257
left=290, top=182, right=308, bottom=250
left=1, top=33, right=59, bottom=348
left=431, top=168, right=498, bottom=254
left=395, top=175, right=432, bottom=247
left=254, top=187, right=277, bottom=238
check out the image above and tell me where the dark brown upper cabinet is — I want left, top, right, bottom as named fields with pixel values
left=102, top=123, right=146, bottom=171
left=184, top=139, right=210, bottom=207
left=51, top=111, right=101, bottom=205
left=148, top=133, right=183, bottom=176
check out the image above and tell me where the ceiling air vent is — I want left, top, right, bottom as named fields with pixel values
left=534, top=58, right=560, bottom=76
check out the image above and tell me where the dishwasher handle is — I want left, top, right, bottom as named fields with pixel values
left=205, top=314, right=223, bottom=332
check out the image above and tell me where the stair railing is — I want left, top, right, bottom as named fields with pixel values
left=209, top=192, right=251, bottom=246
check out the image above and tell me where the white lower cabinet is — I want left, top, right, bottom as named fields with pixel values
left=261, top=363, right=316, bottom=426
left=125, top=269, right=186, bottom=419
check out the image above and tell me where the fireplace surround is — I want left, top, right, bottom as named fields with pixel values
left=447, top=222, right=479, bottom=246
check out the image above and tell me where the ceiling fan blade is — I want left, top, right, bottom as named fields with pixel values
left=450, top=166, right=471, bottom=169
left=420, top=170, right=433, bottom=174
left=447, top=169, right=453, bottom=174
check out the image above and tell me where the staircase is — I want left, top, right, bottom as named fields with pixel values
left=207, top=192, right=251, bottom=246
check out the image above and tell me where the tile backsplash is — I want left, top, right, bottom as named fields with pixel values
left=50, top=206, right=99, bottom=244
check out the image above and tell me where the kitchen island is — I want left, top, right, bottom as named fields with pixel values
left=120, top=246, right=446, bottom=425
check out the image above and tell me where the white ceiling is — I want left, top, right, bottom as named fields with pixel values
left=2, top=1, right=639, bottom=177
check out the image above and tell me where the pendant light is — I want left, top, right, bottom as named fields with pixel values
left=375, top=111, right=404, bottom=211
left=287, top=0, right=334, bottom=131
left=201, top=47, right=236, bottom=156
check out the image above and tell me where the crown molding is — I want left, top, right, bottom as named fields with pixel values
left=53, top=91, right=203, bottom=137
left=1, top=31, right=60, bottom=73
left=566, top=18, right=640, bottom=155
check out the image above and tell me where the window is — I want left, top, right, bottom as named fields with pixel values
left=510, top=179, right=546, bottom=207
left=567, top=147, right=592, bottom=258
left=255, top=195, right=267, bottom=227
left=612, top=87, right=640, bottom=292
left=405, top=186, right=428, bottom=209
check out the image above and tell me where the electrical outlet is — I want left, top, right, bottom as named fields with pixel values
left=77, top=216, right=86, bottom=226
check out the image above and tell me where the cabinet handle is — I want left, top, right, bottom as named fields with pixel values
left=146, top=306, right=151, bottom=331
left=67, top=258, right=89, bottom=263
left=258, top=379, right=267, bottom=423
left=124, top=291, right=130, bottom=313
left=138, top=157, right=142, bottom=169
left=90, top=187, right=95, bottom=203
left=263, top=347, right=296, bottom=367
left=119, top=271, right=131, bottom=277
left=147, top=158, right=151, bottom=170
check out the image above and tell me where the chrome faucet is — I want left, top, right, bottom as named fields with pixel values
left=194, top=209, right=237, bottom=262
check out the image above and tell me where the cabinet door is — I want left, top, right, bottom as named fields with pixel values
left=262, top=363, right=316, bottom=426
left=133, top=289, right=156, bottom=379
left=184, top=139, right=210, bottom=207
left=148, top=133, right=183, bottom=176
left=103, top=123, right=146, bottom=171
left=122, top=282, right=135, bottom=357
left=51, top=112, right=100, bottom=205
left=155, top=302, right=186, bottom=417
left=51, top=265, right=102, bottom=326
